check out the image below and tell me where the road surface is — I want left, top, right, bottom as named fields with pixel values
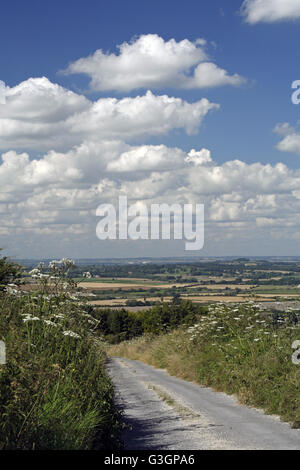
left=107, top=357, right=300, bottom=450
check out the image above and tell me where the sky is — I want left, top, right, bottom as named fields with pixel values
left=1, top=0, right=300, bottom=259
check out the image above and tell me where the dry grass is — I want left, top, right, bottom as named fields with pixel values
left=79, top=281, right=193, bottom=290
left=79, top=282, right=151, bottom=290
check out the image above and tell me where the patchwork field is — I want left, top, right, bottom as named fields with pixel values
left=23, top=259, right=300, bottom=310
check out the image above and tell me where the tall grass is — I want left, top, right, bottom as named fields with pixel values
left=109, top=302, right=300, bottom=427
left=0, top=273, right=123, bottom=449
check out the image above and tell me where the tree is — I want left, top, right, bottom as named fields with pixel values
left=0, top=250, right=21, bottom=289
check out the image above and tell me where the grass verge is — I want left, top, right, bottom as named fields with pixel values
left=0, top=288, right=123, bottom=449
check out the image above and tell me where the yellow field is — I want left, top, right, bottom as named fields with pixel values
left=79, top=281, right=194, bottom=290
left=88, top=299, right=127, bottom=306
left=79, top=282, right=149, bottom=290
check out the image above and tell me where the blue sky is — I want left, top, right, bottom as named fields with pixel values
left=1, top=0, right=300, bottom=258
left=2, top=0, right=299, bottom=165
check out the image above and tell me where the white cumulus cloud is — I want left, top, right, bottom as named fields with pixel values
left=241, top=0, right=300, bottom=24
left=63, top=34, right=246, bottom=92
left=0, top=79, right=218, bottom=152
left=274, top=122, right=300, bottom=154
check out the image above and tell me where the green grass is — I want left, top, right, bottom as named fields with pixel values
left=253, top=286, right=300, bottom=294
left=109, top=302, right=300, bottom=427
left=0, top=289, right=123, bottom=449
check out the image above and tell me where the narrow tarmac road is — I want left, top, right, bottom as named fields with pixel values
left=107, top=357, right=300, bottom=450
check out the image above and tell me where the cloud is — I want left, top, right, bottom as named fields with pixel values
left=67, top=91, right=219, bottom=140
left=187, top=160, right=292, bottom=195
left=0, top=77, right=90, bottom=151
left=63, top=34, right=246, bottom=92
left=1, top=77, right=90, bottom=122
left=188, top=62, right=244, bottom=88
left=274, top=122, right=300, bottom=154
left=185, top=148, right=212, bottom=166
left=241, top=0, right=300, bottom=24
left=106, top=145, right=185, bottom=173
left=276, top=134, right=300, bottom=154
left=2, top=141, right=300, bottom=232
left=0, top=79, right=218, bottom=151
left=2, top=137, right=300, bottom=257
left=1, top=45, right=298, bottom=257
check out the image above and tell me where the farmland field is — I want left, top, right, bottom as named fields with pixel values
left=22, top=258, right=300, bottom=310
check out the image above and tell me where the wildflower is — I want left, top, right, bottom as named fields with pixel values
left=5, top=286, right=19, bottom=295
left=29, top=268, right=40, bottom=276
left=44, top=320, right=58, bottom=327
left=63, top=330, right=81, bottom=339
left=49, top=260, right=59, bottom=269
left=83, top=271, right=92, bottom=279
left=23, top=315, right=40, bottom=323
left=68, top=294, right=78, bottom=300
left=60, top=258, right=75, bottom=266
left=253, top=338, right=260, bottom=342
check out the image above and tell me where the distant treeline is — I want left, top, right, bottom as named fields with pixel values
left=68, top=260, right=300, bottom=279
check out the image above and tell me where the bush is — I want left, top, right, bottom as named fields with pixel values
left=93, top=300, right=204, bottom=343
left=0, top=251, right=21, bottom=290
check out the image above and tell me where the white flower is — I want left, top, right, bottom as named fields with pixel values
left=63, top=330, right=81, bottom=339
left=5, top=286, right=19, bottom=295
left=23, top=315, right=40, bottom=323
left=44, top=320, right=58, bottom=327
left=49, top=260, right=59, bottom=269
left=29, top=268, right=40, bottom=276
left=68, top=294, right=78, bottom=300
